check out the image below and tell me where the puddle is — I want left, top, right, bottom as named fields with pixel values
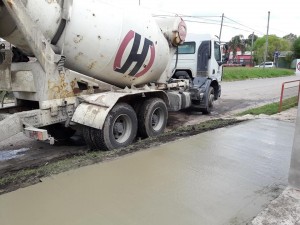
left=0, top=148, right=29, bottom=161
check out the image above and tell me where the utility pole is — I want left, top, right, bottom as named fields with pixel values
left=219, top=13, right=224, bottom=42
left=250, top=32, right=254, bottom=67
left=263, top=11, right=270, bottom=69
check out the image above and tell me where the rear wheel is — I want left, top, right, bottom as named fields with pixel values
left=82, top=126, right=97, bottom=150
left=138, top=98, right=168, bottom=138
left=91, top=103, right=137, bottom=151
left=201, top=87, right=214, bottom=114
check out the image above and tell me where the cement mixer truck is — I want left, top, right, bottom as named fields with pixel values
left=0, top=0, right=223, bottom=150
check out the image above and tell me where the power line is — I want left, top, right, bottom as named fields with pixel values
left=153, top=13, right=221, bottom=18
left=153, top=13, right=293, bottom=39
left=180, top=19, right=256, bottom=33
left=154, top=15, right=262, bottom=36
left=152, top=14, right=221, bottom=21
left=177, top=19, right=221, bottom=26
left=224, top=16, right=264, bottom=35
left=154, top=14, right=263, bottom=35
left=222, top=24, right=254, bottom=33
left=153, top=15, right=223, bottom=25
left=183, top=16, right=222, bottom=23
left=153, top=10, right=291, bottom=37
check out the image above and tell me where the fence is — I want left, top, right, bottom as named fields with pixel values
left=279, top=80, right=300, bottom=112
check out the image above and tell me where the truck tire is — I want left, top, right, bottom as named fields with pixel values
left=82, top=126, right=97, bottom=150
left=201, top=87, right=214, bottom=114
left=138, top=98, right=168, bottom=138
left=91, top=103, right=138, bottom=151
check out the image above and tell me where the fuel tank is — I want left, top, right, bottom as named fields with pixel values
left=0, top=0, right=186, bottom=87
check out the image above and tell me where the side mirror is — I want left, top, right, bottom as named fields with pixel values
left=222, top=55, right=229, bottom=64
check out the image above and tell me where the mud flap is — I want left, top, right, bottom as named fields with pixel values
left=191, top=78, right=212, bottom=109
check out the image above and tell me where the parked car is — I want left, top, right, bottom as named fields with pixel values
left=254, top=62, right=275, bottom=68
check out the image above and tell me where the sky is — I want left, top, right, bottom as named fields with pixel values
left=101, top=0, right=300, bottom=42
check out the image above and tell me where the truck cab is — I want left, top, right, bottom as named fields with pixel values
left=171, top=33, right=223, bottom=113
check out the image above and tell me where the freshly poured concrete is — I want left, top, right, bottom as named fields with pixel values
left=0, top=119, right=295, bottom=225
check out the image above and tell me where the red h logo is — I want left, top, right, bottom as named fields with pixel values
left=114, top=30, right=155, bottom=77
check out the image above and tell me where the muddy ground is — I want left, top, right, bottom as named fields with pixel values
left=0, top=117, right=241, bottom=194
left=0, top=96, right=253, bottom=179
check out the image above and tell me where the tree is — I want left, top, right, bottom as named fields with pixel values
left=245, top=33, right=258, bottom=51
left=253, top=35, right=290, bottom=63
left=227, top=35, right=245, bottom=61
left=283, top=33, right=297, bottom=49
left=283, top=33, right=297, bottom=43
left=293, top=37, right=300, bottom=59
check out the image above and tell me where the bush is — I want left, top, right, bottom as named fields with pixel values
left=293, top=37, right=300, bottom=59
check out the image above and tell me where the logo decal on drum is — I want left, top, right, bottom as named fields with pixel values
left=114, top=30, right=155, bottom=77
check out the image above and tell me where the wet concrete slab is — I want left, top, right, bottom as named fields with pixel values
left=0, top=119, right=295, bottom=225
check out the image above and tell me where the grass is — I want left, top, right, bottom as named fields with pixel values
left=237, top=96, right=298, bottom=116
left=223, top=67, right=295, bottom=81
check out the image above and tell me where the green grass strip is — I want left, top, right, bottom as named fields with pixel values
left=223, top=67, right=295, bottom=81
left=237, top=96, right=298, bottom=116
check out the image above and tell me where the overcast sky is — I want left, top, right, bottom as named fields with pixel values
left=102, top=0, right=299, bottom=42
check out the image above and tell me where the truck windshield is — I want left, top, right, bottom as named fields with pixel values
left=177, top=42, right=196, bottom=54
left=214, top=41, right=221, bottom=62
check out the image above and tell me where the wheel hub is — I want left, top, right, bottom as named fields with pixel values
left=112, top=114, right=132, bottom=143
left=208, top=94, right=214, bottom=107
left=152, top=114, right=159, bottom=127
left=151, top=108, right=164, bottom=131
left=114, top=122, right=124, bottom=135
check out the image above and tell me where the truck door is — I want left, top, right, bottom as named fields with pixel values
left=212, top=41, right=222, bottom=81
left=197, top=40, right=210, bottom=77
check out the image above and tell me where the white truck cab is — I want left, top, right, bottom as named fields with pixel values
left=171, top=33, right=223, bottom=113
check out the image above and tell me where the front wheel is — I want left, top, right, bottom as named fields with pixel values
left=138, top=98, right=168, bottom=138
left=91, top=103, right=138, bottom=151
left=201, top=87, right=214, bottom=114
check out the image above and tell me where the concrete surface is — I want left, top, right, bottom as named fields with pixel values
left=289, top=98, right=300, bottom=189
left=0, top=119, right=295, bottom=225
left=252, top=93, right=300, bottom=225
left=254, top=98, right=300, bottom=225
left=252, top=187, right=300, bottom=225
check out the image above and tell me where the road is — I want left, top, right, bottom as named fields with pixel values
left=169, top=74, right=300, bottom=128
left=0, top=74, right=299, bottom=175
left=220, top=75, right=299, bottom=111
